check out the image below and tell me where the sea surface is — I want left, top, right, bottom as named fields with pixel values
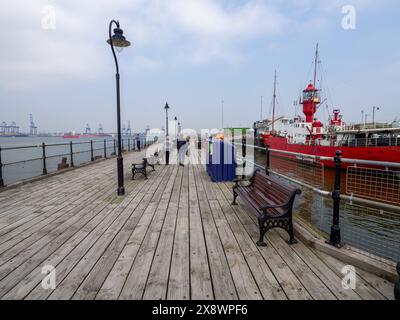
left=0, top=136, right=130, bottom=185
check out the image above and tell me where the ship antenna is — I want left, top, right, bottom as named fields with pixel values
left=272, top=70, right=277, bottom=134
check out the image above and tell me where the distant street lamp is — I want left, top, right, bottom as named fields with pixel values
left=373, top=106, right=380, bottom=128
left=174, top=116, right=178, bottom=164
left=221, top=99, right=224, bottom=131
left=107, top=20, right=131, bottom=196
left=174, top=116, right=178, bottom=141
left=164, top=102, right=170, bottom=165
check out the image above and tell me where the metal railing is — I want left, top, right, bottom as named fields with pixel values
left=338, top=137, right=400, bottom=147
left=232, top=140, right=400, bottom=266
left=0, top=138, right=156, bottom=187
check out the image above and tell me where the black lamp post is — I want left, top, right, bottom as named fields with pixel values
left=107, top=20, right=131, bottom=196
left=164, top=102, right=170, bottom=165
left=373, top=106, right=380, bottom=128
left=174, top=116, right=178, bottom=141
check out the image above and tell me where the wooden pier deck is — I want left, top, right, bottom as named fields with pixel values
left=0, top=150, right=395, bottom=300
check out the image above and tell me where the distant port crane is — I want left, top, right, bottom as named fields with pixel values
left=29, top=114, right=38, bottom=136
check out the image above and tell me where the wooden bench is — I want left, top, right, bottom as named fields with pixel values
left=232, top=169, right=301, bottom=247
left=132, top=158, right=150, bottom=180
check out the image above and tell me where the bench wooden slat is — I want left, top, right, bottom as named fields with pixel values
left=232, top=170, right=301, bottom=247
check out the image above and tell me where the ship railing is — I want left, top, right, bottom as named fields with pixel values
left=0, top=137, right=157, bottom=187
left=232, top=140, right=400, bottom=276
left=338, top=137, right=400, bottom=147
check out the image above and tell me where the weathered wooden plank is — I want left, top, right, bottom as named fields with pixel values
left=0, top=182, right=120, bottom=299
left=274, top=228, right=361, bottom=300
left=0, top=156, right=115, bottom=210
left=215, top=188, right=287, bottom=299
left=219, top=182, right=313, bottom=300
left=48, top=166, right=173, bottom=300
left=118, top=167, right=178, bottom=300
left=142, top=168, right=183, bottom=300
left=193, top=165, right=238, bottom=300
left=95, top=166, right=173, bottom=300
left=21, top=156, right=164, bottom=300
left=313, top=250, right=387, bottom=300
left=167, top=166, right=190, bottom=300
left=208, top=199, right=262, bottom=300
left=187, top=165, right=213, bottom=300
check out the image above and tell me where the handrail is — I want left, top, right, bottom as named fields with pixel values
left=247, top=159, right=400, bottom=214
left=0, top=137, right=156, bottom=187
left=233, top=141, right=400, bottom=168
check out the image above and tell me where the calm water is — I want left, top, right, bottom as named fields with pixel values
left=0, top=136, right=127, bottom=185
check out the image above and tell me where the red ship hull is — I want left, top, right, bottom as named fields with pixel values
left=263, top=136, right=400, bottom=168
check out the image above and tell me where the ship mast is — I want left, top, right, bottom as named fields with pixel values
left=310, top=44, right=319, bottom=145
left=272, top=70, right=277, bottom=134
left=313, top=43, right=319, bottom=89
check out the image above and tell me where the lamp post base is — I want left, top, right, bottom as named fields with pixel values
left=117, top=155, right=125, bottom=196
left=166, top=151, right=170, bottom=165
left=117, top=187, right=125, bottom=196
left=328, top=225, right=343, bottom=248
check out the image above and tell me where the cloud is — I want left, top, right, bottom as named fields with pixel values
left=0, top=0, right=395, bottom=90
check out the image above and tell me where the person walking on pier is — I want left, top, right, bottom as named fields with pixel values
left=177, top=136, right=190, bottom=167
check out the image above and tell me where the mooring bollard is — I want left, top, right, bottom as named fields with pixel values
left=0, top=146, right=4, bottom=187
left=42, top=142, right=47, bottom=175
left=70, top=141, right=74, bottom=167
left=329, top=150, right=343, bottom=247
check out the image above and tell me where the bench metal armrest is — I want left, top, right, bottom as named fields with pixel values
left=233, top=178, right=252, bottom=189
left=259, top=203, right=287, bottom=211
left=259, top=189, right=301, bottom=212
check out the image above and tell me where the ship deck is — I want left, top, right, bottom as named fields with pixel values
left=0, top=150, right=395, bottom=300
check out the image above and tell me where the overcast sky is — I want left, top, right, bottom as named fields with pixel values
left=0, top=0, right=399, bottom=133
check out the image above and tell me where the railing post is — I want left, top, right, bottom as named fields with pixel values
left=242, top=132, right=246, bottom=179
left=128, top=138, right=131, bottom=152
left=42, top=142, right=47, bottom=175
left=114, top=139, right=116, bottom=155
left=265, top=145, right=270, bottom=176
left=104, top=140, right=107, bottom=158
left=90, top=140, right=94, bottom=161
left=395, top=262, right=400, bottom=300
left=122, top=139, right=124, bottom=153
left=329, top=150, right=343, bottom=247
left=70, top=141, right=74, bottom=167
left=0, top=146, right=4, bottom=187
